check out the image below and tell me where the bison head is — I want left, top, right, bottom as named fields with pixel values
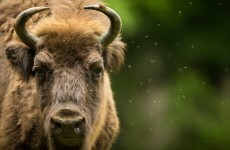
left=5, top=5, right=125, bottom=149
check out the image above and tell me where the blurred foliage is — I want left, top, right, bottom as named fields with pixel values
left=105, top=0, right=230, bottom=149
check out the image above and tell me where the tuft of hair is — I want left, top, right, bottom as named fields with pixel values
left=103, top=36, right=126, bottom=71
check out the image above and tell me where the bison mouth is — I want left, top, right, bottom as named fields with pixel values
left=45, top=124, right=88, bottom=150
left=54, top=136, right=83, bottom=147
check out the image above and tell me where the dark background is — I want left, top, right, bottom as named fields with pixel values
left=105, top=0, right=230, bottom=149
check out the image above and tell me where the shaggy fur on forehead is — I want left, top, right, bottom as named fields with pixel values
left=33, top=18, right=104, bottom=67
left=34, top=18, right=103, bottom=51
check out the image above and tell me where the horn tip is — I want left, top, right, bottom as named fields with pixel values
left=84, top=4, right=106, bottom=11
left=40, top=6, right=50, bottom=10
left=84, top=5, right=99, bottom=10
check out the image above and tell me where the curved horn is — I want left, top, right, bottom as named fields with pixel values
left=15, top=7, right=49, bottom=50
left=84, top=4, right=122, bottom=49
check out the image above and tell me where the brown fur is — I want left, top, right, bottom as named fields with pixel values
left=0, top=0, right=125, bottom=149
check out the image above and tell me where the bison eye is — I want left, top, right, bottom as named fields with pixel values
left=32, top=66, right=46, bottom=78
left=91, top=67, right=103, bottom=78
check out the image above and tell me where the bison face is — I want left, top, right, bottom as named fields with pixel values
left=33, top=43, right=105, bottom=148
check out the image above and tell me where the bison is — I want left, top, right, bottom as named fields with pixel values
left=0, top=0, right=125, bottom=149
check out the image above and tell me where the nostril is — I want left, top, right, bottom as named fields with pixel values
left=51, top=119, right=62, bottom=135
left=73, top=117, right=85, bottom=133
left=74, top=125, right=80, bottom=133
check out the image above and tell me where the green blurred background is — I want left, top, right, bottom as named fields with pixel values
left=105, top=0, right=230, bottom=149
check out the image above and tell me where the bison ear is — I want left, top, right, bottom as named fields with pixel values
left=5, top=41, right=34, bottom=81
left=103, top=37, right=126, bottom=72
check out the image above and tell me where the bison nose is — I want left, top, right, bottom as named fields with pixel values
left=50, top=110, right=85, bottom=137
